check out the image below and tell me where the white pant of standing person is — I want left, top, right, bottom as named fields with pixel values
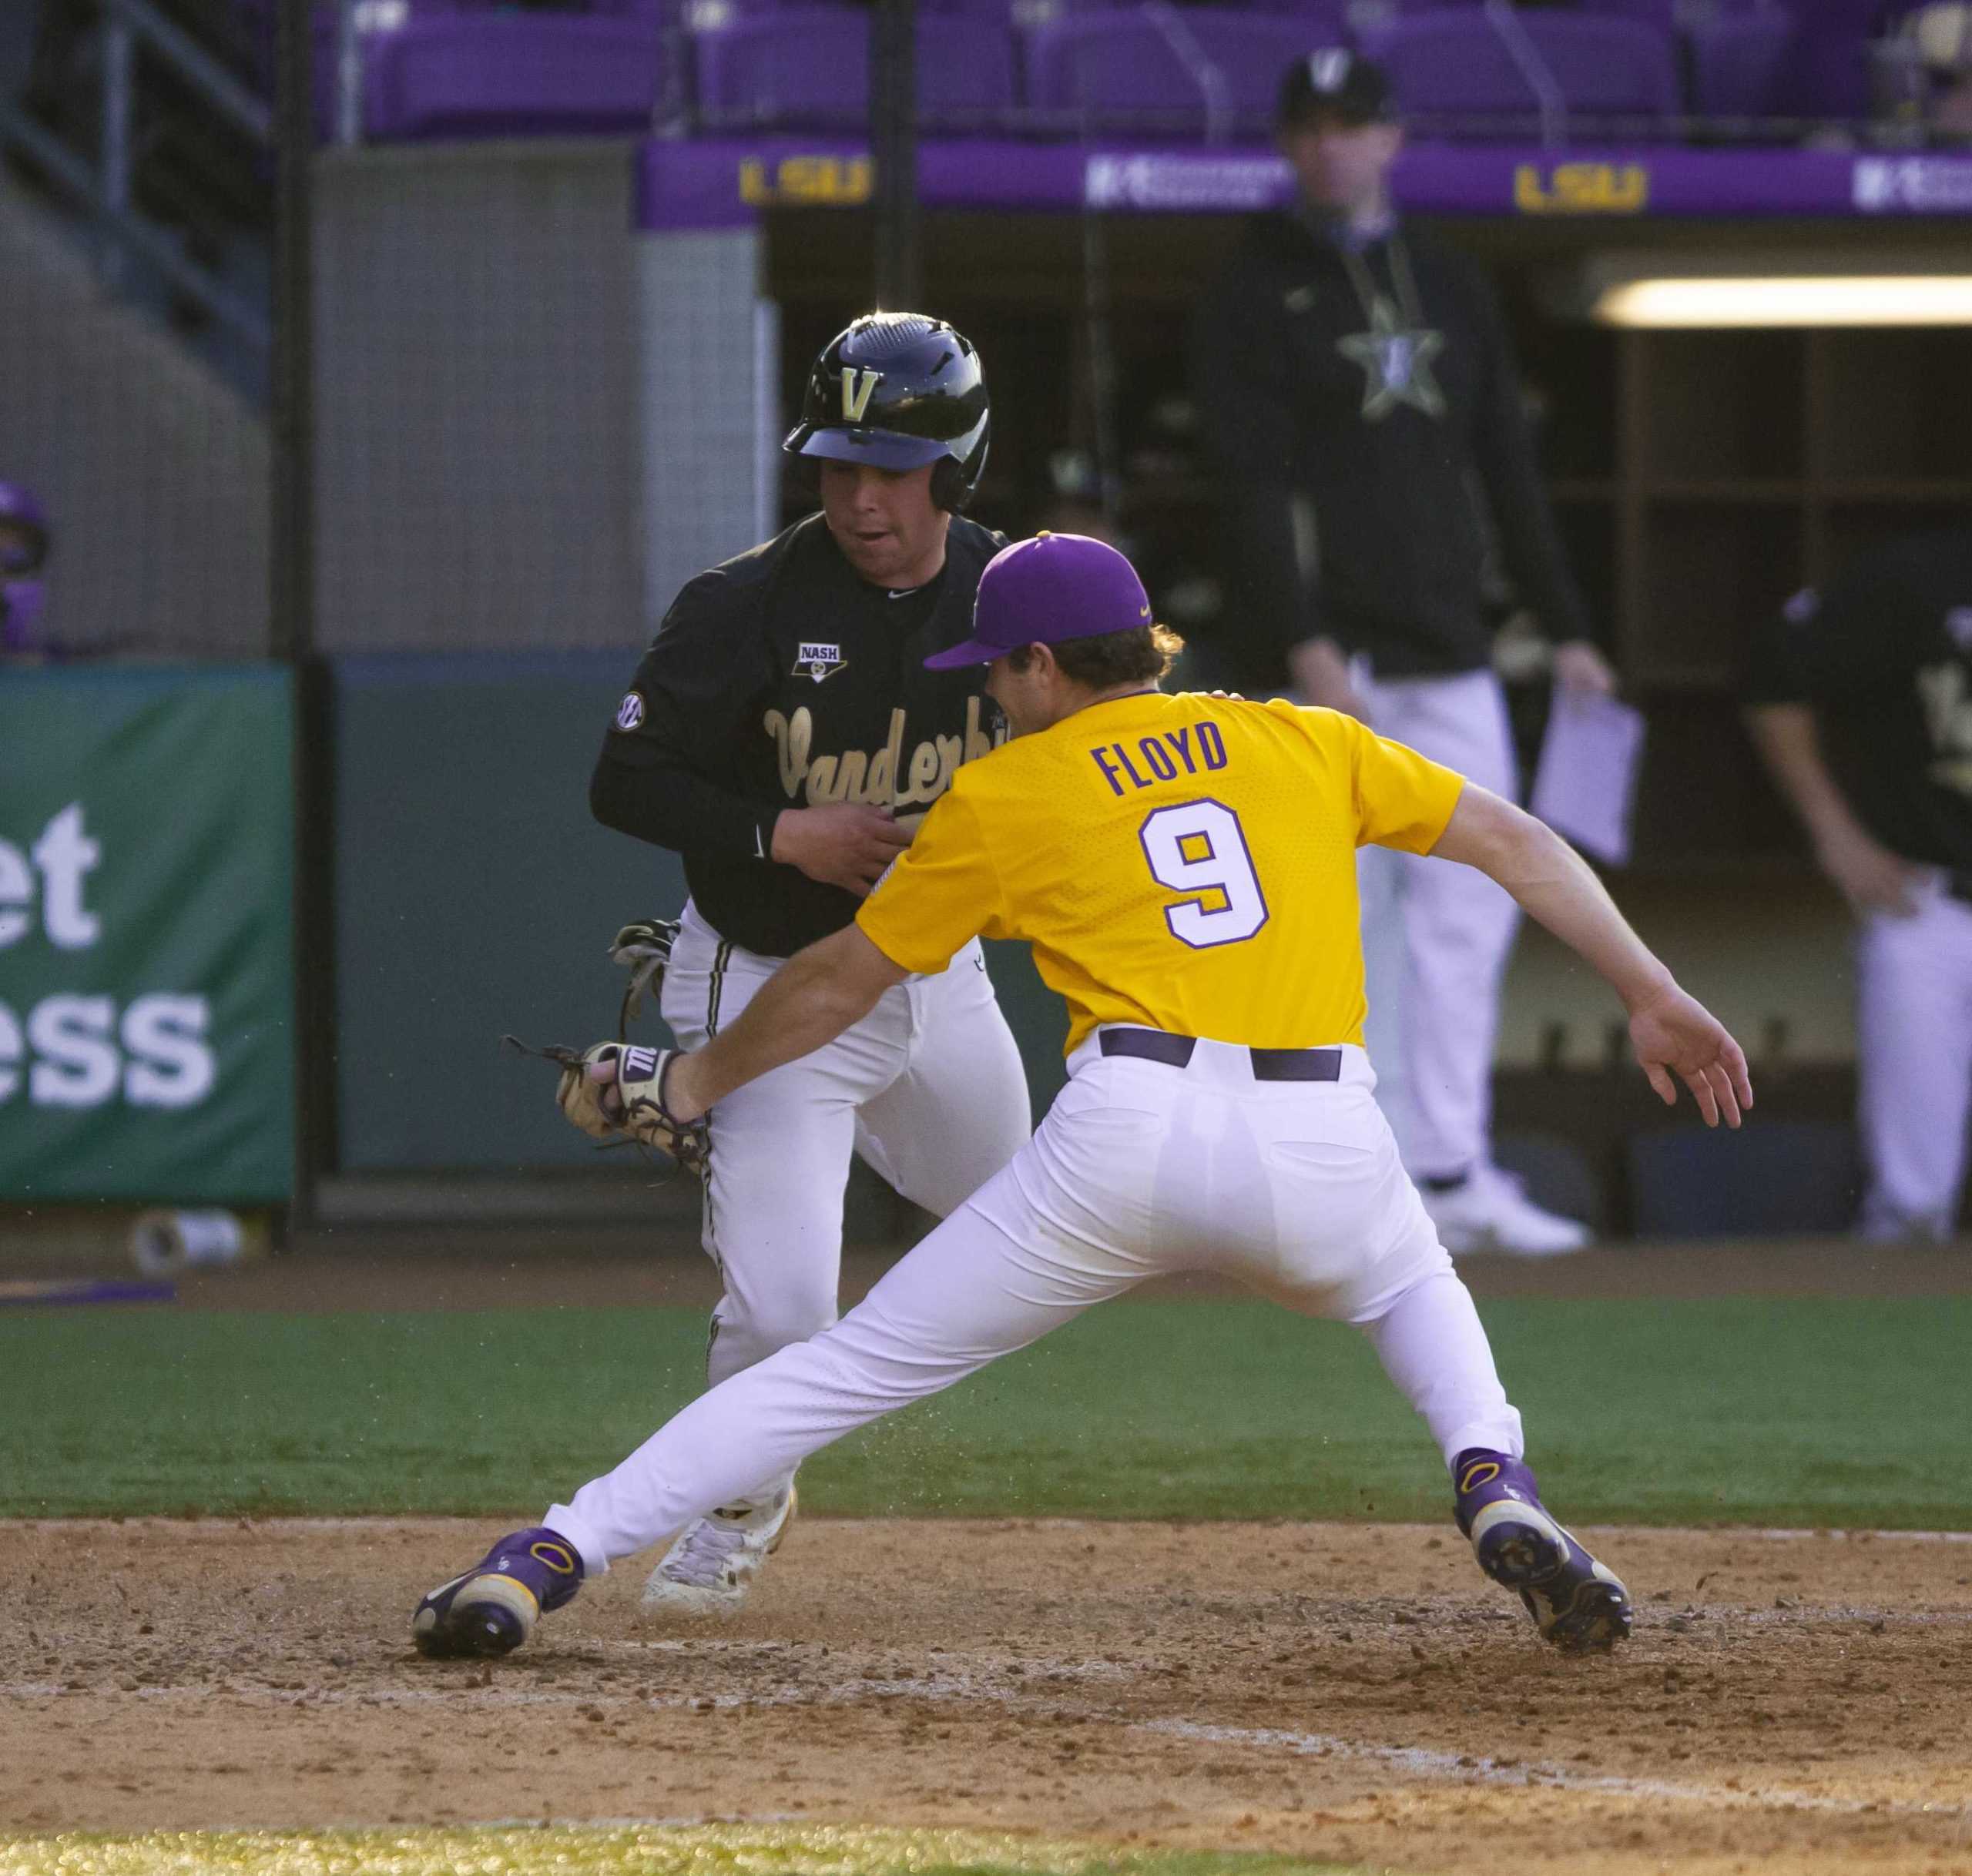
left=1354, top=666, right=1520, bottom=1174
left=1353, top=665, right=1585, bottom=1255
left=642, top=898, right=1031, bottom=1606
left=548, top=1034, right=1523, bottom=1569
left=1856, top=875, right=1972, bottom=1240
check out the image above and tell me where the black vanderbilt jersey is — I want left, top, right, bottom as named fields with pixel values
left=595, top=513, right=1008, bottom=957
left=1745, top=528, right=1972, bottom=871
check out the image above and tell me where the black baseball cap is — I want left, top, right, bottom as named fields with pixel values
left=1276, top=48, right=1396, bottom=129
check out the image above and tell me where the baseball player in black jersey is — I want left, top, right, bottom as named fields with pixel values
left=1746, top=525, right=1972, bottom=1241
left=1190, top=50, right=1615, bottom=1257
left=591, top=313, right=1031, bottom=1613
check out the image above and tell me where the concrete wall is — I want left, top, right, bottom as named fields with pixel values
left=314, top=140, right=649, bottom=654
left=314, top=141, right=771, bottom=654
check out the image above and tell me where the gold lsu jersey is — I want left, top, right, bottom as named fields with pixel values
left=855, top=689, right=1465, bottom=1054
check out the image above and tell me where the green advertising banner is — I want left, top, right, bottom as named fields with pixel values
left=0, top=665, right=294, bottom=1202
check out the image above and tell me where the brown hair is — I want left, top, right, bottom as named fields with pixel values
left=1008, top=622, right=1186, bottom=687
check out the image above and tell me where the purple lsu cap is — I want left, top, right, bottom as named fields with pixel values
left=924, top=531, right=1152, bottom=671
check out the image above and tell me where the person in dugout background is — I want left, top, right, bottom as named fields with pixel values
left=1745, top=522, right=1972, bottom=1242
left=1190, top=49, right=1618, bottom=1257
left=0, top=481, right=52, bottom=657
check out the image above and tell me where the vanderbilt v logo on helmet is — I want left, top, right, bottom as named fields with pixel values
left=840, top=367, right=881, bottom=424
left=786, top=312, right=991, bottom=514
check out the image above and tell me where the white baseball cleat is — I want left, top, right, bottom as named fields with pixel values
left=640, top=1486, right=796, bottom=1618
left=1423, top=1166, right=1591, bottom=1258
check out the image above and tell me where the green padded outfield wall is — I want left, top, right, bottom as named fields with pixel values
left=332, top=656, right=1066, bottom=1173
left=0, top=665, right=295, bottom=1202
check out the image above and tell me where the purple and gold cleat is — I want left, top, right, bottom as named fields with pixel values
left=1453, top=1449, right=1632, bottom=1653
left=412, top=1526, right=583, bottom=1660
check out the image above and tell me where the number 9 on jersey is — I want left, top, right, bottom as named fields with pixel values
left=1139, top=800, right=1269, bottom=948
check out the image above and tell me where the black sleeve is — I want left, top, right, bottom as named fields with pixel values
left=1191, top=254, right=1325, bottom=677
left=1464, top=270, right=1595, bottom=648
left=590, top=569, right=782, bottom=859
left=589, top=755, right=777, bottom=861
left=1742, top=587, right=1819, bottom=707
left=1743, top=549, right=1925, bottom=707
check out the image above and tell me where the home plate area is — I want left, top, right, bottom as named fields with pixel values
left=4, top=1516, right=1970, bottom=1875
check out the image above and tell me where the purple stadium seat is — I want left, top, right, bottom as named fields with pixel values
left=362, top=12, right=664, bottom=139
left=1575, top=0, right=1689, bottom=27
left=1689, top=9, right=1796, bottom=117
left=1778, top=0, right=1896, bottom=119
left=1512, top=10, right=1682, bottom=122
left=1222, top=0, right=1355, bottom=28
left=1358, top=6, right=1678, bottom=137
left=1026, top=8, right=1350, bottom=139
left=1357, top=10, right=1536, bottom=122
left=1347, top=0, right=1482, bottom=13
left=693, top=8, right=1017, bottom=127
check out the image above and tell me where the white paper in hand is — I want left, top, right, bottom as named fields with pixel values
left=1530, top=692, right=1645, bottom=866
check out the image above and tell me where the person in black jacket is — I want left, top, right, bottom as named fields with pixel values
left=589, top=313, right=1031, bottom=1615
left=1746, top=526, right=1972, bottom=1240
left=1191, top=49, right=1615, bottom=1257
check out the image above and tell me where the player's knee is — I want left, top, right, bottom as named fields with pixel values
left=728, top=1281, right=839, bottom=1358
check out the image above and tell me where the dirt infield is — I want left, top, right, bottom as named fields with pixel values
left=5, top=1516, right=1970, bottom=1874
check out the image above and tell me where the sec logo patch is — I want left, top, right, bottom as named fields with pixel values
left=615, top=691, right=646, bottom=732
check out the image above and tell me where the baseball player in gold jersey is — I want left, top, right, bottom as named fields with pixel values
left=414, top=533, right=1752, bottom=1663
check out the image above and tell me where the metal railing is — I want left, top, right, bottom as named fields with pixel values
left=0, top=0, right=272, bottom=356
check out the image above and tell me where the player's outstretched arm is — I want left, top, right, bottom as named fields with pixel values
left=662, top=925, right=910, bottom=1122
left=1429, top=785, right=1754, bottom=1128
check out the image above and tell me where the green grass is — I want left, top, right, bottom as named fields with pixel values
left=0, top=1826, right=1364, bottom=1876
left=4, top=1295, right=1968, bottom=1527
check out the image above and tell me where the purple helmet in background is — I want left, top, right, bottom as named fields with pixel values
left=0, top=481, right=51, bottom=653
left=0, top=481, right=50, bottom=577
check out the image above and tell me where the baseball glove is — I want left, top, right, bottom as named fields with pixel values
left=610, top=915, right=681, bottom=1038
left=503, top=1036, right=710, bottom=1174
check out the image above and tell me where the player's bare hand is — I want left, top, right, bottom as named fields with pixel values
left=1553, top=639, right=1617, bottom=697
left=1288, top=638, right=1367, bottom=720
left=584, top=1052, right=623, bottom=1108
left=1628, top=987, right=1753, bottom=1128
left=771, top=802, right=911, bottom=896
left=1814, top=824, right=1923, bottom=918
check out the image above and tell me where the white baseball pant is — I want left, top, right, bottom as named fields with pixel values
left=653, top=900, right=1032, bottom=1496
left=1856, top=874, right=1972, bottom=1240
left=1354, top=665, right=1521, bottom=1181
left=548, top=1032, right=1524, bottom=1570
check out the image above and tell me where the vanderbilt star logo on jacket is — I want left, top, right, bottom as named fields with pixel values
left=1337, top=297, right=1447, bottom=421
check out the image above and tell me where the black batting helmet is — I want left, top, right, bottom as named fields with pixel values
left=783, top=313, right=990, bottom=514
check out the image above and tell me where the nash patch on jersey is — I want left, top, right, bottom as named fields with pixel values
left=792, top=642, right=847, bottom=684
left=615, top=691, right=646, bottom=732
